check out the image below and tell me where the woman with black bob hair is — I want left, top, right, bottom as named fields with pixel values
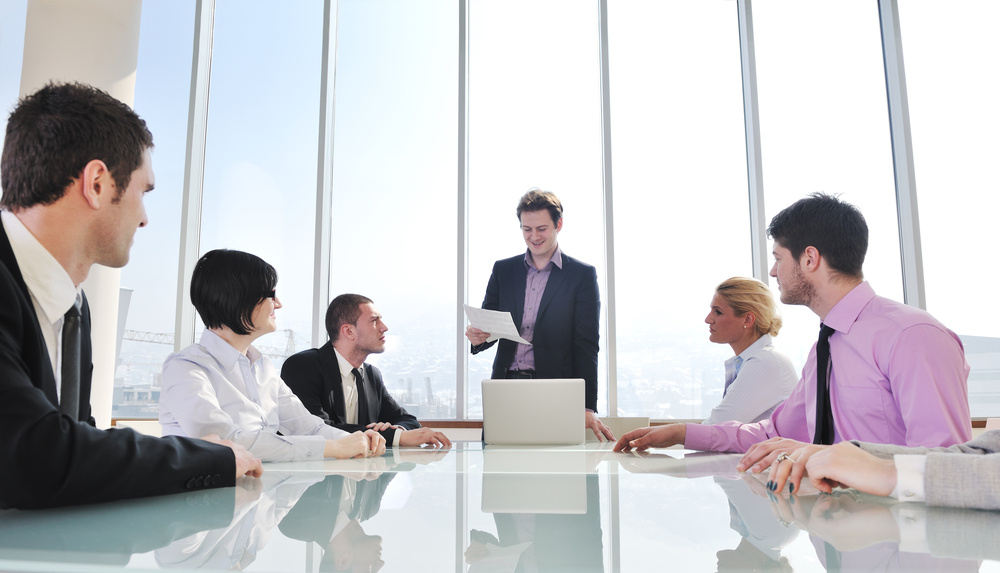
left=159, top=249, right=385, bottom=462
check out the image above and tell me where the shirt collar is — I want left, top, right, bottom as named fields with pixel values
left=333, top=346, right=360, bottom=379
left=199, top=328, right=261, bottom=369
left=1, top=210, right=80, bottom=326
left=523, top=244, right=564, bottom=271
left=739, top=333, right=773, bottom=360
left=822, top=281, right=875, bottom=335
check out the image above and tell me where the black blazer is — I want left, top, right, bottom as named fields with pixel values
left=281, top=344, right=420, bottom=443
left=0, top=220, right=235, bottom=509
left=472, top=252, right=601, bottom=412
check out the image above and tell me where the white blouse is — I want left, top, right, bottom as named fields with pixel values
left=702, top=334, right=799, bottom=425
left=159, top=329, right=348, bottom=462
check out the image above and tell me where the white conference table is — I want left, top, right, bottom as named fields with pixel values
left=0, top=441, right=998, bottom=573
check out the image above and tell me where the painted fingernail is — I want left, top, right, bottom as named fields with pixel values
left=766, top=480, right=775, bottom=491
left=789, top=483, right=794, bottom=494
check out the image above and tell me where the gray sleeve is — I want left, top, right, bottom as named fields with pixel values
left=855, top=430, right=1000, bottom=510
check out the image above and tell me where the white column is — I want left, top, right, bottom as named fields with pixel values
left=19, top=0, right=144, bottom=428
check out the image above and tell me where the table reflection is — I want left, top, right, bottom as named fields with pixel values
left=0, top=444, right=997, bottom=573
left=0, top=486, right=237, bottom=566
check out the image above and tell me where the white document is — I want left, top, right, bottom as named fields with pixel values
left=464, top=305, right=531, bottom=345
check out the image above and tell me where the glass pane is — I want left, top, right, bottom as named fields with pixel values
left=114, top=0, right=196, bottom=418
left=754, top=1, right=902, bottom=370
left=898, top=0, right=1000, bottom=416
left=608, top=0, right=751, bottom=419
left=329, top=0, right=458, bottom=418
left=467, top=0, right=605, bottom=417
left=198, top=0, right=324, bottom=364
left=0, top=0, right=27, bottom=158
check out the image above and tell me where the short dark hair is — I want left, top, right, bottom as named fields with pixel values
left=325, top=294, right=374, bottom=342
left=191, top=249, right=277, bottom=336
left=516, top=188, right=563, bottom=226
left=766, top=192, right=868, bottom=279
left=1, top=82, right=154, bottom=210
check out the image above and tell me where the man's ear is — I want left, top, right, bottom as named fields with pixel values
left=801, top=246, right=821, bottom=273
left=555, top=216, right=564, bottom=232
left=341, top=322, right=355, bottom=341
left=80, top=159, right=111, bottom=210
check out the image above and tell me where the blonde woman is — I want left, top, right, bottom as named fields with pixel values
left=702, top=277, right=798, bottom=424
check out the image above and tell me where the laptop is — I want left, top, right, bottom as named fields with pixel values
left=482, top=378, right=585, bottom=445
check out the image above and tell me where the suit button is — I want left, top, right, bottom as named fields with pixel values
left=211, top=474, right=222, bottom=486
left=186, top=478, right=195, bottom=489
left=194, top=476, right=204, bottom=487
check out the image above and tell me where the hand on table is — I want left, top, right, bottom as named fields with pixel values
left=398, top=427, right=453, bottom=448
left=201, top=434, right=263, bottom=478
left=736, top=436, right=810, bottom=473
left=586, top=410, right=615, bottom=441
left=613, top=423, right=685, bottom=452
left=767, top=441, right=897, bottom=496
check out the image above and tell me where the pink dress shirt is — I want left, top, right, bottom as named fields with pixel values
left=686, top=282, right=971, bottom=452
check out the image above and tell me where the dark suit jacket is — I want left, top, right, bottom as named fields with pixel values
left=472, top=252, right=600, bottom=412
left=0, top=220, right=235, bottom=509
left=281, top=344, right=420, bottom=443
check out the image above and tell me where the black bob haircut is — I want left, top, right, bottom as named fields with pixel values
left=766, top=192, right=868, bottom=280
left=191, top=249, right=277, bottom=336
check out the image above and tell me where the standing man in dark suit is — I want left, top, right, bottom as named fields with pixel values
left=282, top=294, right=451, bottom=448
left=466, top=189, right=614, bottom=440
left=0, top=82, right=261, bottom=509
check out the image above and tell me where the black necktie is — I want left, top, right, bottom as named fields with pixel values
left=813, top=323, right=836, bottom=445
left=60, top=302, right=82, bottom=419
left=352, top=367, right=369, bottom=425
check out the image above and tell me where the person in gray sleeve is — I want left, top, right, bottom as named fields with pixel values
left=766, top=429, right=1000, bottom=510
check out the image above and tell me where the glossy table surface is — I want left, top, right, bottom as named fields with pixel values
left=1, top=442, right=998, bottom=573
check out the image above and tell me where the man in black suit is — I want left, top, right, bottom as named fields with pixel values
left=282, top=294, right=451, bottom=448
left=0, top=82, right=261, bottom=509
left=466, top=189, right=614, bottom=440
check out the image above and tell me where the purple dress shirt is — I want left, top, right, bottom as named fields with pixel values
left=510, top=247, right=563, bottom=372
left=685, top=282, right=971, bottom=452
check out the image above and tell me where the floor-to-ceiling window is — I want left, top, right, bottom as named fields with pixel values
left=329, top=0, right=459, bottom=419
left=607, top=0, right=751, bottom=419
left=753, top=0, right=903, bottom=368
left=467, top=0, right=608, bottom=416
left=114, top=0, right=197, bottom=417
left=897, top=0, right=1000, bottom=416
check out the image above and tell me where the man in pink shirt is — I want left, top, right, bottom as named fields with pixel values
left=615, top=193, right=971, bottom=472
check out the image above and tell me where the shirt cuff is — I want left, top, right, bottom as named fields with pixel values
left=392, top=428, right=402, bottom=447
left=890, top=454, right=927, bottom=502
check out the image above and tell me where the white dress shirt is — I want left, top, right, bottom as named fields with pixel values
left=333, top=347, right=360, bottom=425
left=159, top=329, right=348, bottom=462
left=702, top=334, right=799, bottom=425
left=1, top=210, right=81, bottom=403
left=332, top=347, right=402, bottom=446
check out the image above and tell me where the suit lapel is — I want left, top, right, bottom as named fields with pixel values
left=510, top=258, right=529, bottom=330
left=319, top=344, right=348, bottom=423
left=536, top=258, right=567, bottom=321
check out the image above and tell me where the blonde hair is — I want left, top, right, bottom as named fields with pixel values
left=715, top=277, right=783, bottom=338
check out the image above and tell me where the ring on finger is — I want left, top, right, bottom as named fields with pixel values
left=775, top=452, right=791, bottom=463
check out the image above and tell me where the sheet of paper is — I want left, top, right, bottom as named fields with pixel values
left=464, top=305, right=531, bottom=345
